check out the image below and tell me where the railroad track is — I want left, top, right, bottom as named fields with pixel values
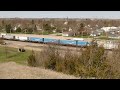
left=3, top=40, right=86, bottom=52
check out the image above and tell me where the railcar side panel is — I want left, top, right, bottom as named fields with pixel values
left=77, top=41, right=89, bottom=47
left=44, top=38, right=59, bottom=44
left=29, top=37, right=43, bottom=42
left=59, top=40, right=76, bottom=45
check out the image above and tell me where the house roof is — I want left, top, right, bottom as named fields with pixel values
left=63, top=32, right=74, bottom=34
left=91, top=31, right=101, bottom=34
left=108, top=33, right=120, bottom=37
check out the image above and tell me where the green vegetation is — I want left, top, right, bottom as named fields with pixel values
left=56, top=33, right=62, bottom=36
left=72, top=35, right=93, bottom=38
left=96, top=36, right=109, bottom=40
left=27, top=44, right=120, bottom=79
left=16, top=27, right=22, bottom=32
left=42, top=31, right=51, bottom=35
left=5, top=24, right=13, bottom=33
left=39, top=31, right=54, bottom=35
left=28, top=50, right=36, bottom=67
left=0, top=46, right=31, bottom=65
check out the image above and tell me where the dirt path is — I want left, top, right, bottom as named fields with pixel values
left=0, top=62, right=79, bottom=79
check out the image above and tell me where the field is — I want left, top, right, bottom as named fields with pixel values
left=0, top=62, right=78, bottom=79
left=0, top=46, right=31, bottom=65
left=1, top=39, right=120, bottom=79
left=0, top=45, right=79, bottom=79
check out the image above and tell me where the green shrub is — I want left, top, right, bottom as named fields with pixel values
left=27, top=50, right=37, bottom=67
left=16, top=27, right=22, bottom=32
left=27, top=44, right=120, bottom=79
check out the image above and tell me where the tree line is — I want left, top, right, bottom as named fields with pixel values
left=0, top=18, right=120, bottom=35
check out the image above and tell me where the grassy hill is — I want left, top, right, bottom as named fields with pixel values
left=0, top=62, right=78, bottom=79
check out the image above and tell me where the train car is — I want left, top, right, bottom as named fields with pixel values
left=77, top=41, right=90, bottom=47
left=3, top=34, right=15, bottom=40
left=43, top=38, right=59, bottom=44
left=15, top=36, right=28, bottom=41
left=0, top=35, right=2, bottom=39
left=0, top=33, right=7, bottom=36
left=59, top=39, right=77, bottom=46
left=14, top=36, right=19, bottom=40
left=28, top=37, right=43, bottom=43
left=0, top=33, right=7, bottom=38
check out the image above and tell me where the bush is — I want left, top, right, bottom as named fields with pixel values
left=43, top=46, right=59, bottom=70
left=56, top=34, right=62, bottom=36
left=5, top=24, right=13, bottom=33
left=27, top=28, right=33, bottom=34
left=27, top=50, right=37, bottom=67
left=76, top=46, right=112, bottom=78
left=16, top=27, right=22, bottom=32
left=27, top=44, right=120, bottom=79
left=42, top=31, right=49, bottom=35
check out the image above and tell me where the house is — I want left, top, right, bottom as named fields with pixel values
left=101, top=27, right=118, bottom=32
left=53, top=29, right=56, bottom=33
left=36, top=25, right=42, bottom=31
left=108, top=33, right=120, bottom=39
left=90, top=31, right=102, bottom=37
left=111, top=29, right=120, bottom=34
left=50, top=23, right=54, bottom=27
left=62, top=32, right=74, bottom=37
left=18, top=24, right=21, bottom=27
left=68, top=27, right=72, bottom=31
left=90, top=33, right=97, bottom=37
left=64, top=21, right=68, bottom=25
left=103, top=40, right=119, bottom=49
left=13, top=26, right=17, bottom=31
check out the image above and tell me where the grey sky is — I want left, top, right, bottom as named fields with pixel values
left=0, top=11, right=120, bottom=19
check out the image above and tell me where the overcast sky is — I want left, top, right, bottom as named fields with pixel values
left=0, top=11, right=120, bottom=19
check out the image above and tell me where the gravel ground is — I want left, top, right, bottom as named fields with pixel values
left=0, top=62, right=79, bottom=79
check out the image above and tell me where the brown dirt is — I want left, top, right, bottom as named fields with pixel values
left=0, top=62, right=79, bottom=79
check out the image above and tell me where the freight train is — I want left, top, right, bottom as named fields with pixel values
left=0, top=33, right=93, bottom=47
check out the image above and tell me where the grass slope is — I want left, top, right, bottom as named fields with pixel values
left=0, top=46, right=31, bottom=65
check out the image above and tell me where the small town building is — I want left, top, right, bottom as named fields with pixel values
left=62, top=32, right=74, bottom=37
left=108, top=34, right=120, bottom=39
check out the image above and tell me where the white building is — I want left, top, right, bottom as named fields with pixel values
left=101, top=27, right=118, bottom=32
left=68, top=27, right=72, bottom=31
left=103, top=41, right=119, bottom=49
left=108, top=34, right=120, bottom=39
left=64, top=21, right=68, bottom=25
left=62, top=32, right=74, bottom=37
left=13, top=26, right=17, bottom=31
